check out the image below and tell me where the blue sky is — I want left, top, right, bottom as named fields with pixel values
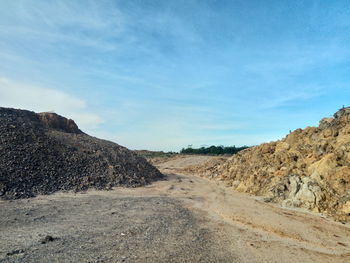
left=1, top=0, right=350, bottom=151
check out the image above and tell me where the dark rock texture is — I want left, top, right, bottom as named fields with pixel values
left=0, top=107, right=163, bottom=199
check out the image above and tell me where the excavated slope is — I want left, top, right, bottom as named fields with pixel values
left=193, top=107, right=350, bottom=222
left=0, top=107, right=163, bottom=199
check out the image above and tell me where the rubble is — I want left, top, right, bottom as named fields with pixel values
left=193, top=107, right=350, bottom=222
left=0, top=107, right=163, bottom=199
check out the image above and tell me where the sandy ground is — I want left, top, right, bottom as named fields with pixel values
left=1, top=155, right=350, bottom=262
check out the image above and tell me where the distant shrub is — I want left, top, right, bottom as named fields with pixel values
left=180, top=145, right=249, bottom=155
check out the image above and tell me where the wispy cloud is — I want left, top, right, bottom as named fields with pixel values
left=0, top=77, right=103, bottom=131
left=1, top=1, right=350, bottom=151
left=244, top=42, right=350, bottom=79
left=0, top=0, right=127, bottom=52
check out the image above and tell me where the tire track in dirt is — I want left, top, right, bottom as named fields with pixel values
left=150, top=155, right=350, bottom=261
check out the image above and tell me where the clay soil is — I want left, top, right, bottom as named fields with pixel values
left=1, top=155, right=350, bottom=263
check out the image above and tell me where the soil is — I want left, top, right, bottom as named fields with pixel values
left=1, top=155, right=350, bottom=263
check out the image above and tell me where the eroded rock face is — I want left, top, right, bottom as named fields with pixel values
left=196, top=107, right=350, bottom=222
left=272, top=175, right=325, bottom=212
left=0, top=107, right=163, bottom=199
left=38, top=112, right=82, bottom=134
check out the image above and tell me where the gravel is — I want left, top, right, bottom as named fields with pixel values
left=0, top=107, right=163, bottom=199
left=0, top=193, right=236, bottom=263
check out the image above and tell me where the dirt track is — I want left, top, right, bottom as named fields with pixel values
left=1, top=155, right=350, bottom=262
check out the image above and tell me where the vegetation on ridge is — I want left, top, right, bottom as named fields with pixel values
left=180, top=145, right=249, bottom=155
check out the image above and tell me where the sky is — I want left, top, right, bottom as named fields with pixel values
left=1, top=0, right=350, bottom=151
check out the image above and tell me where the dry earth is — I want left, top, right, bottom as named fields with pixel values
left=1, top=155, right=350, bottom=263
left=186, top=107, right=350, bottom=222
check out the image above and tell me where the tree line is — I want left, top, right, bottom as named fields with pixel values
left=180, top=145, right=249, bottom=155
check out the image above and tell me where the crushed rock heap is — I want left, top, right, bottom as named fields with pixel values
left=191, top=107, right=350, bottom=222
left=0, top=107, right=163, bottom=199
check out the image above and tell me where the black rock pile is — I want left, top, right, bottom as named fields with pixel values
left=0, top=107, right=163, bottom=199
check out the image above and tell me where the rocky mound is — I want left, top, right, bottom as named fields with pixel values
left=0, top=107, right=163, bottom=199
left=192, top=107, right=350, bottom=222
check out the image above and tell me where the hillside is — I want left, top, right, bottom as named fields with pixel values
left=188, top=107, right=350, bottom=222
left=0, top=107, right=163, bottom=199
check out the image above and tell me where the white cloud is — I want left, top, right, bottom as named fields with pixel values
left=0, top=77, right=103, bottom=130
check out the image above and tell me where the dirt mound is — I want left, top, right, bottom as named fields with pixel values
left=0, top=107, right=163, bottom=199
left=193, top=107, right=350, bottom=222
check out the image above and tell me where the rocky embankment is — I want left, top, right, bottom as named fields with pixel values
left=189, top=107, right=350, bottom=222
left=0, top=107, right=163, bottom=199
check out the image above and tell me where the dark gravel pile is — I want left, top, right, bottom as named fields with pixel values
left=0, top=107, right=163, bottom=199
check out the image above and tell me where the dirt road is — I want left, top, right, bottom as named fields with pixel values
left=1, top=155, right=350, bottom=262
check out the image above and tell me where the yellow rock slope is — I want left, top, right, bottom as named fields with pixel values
left=193, top=107, right=350, bottom=222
